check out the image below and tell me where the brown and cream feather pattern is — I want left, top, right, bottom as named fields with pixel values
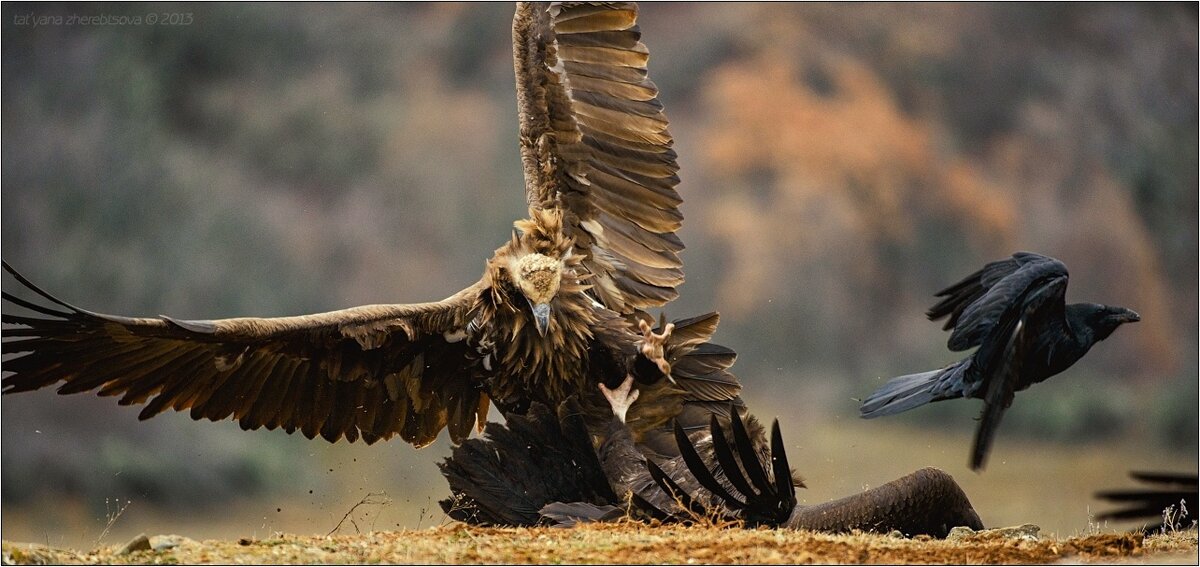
left=3, top=262, right=486, bottom=446
left=514, top=1, right=684, bottom=315
left=2, top=2, right=740, bottom=454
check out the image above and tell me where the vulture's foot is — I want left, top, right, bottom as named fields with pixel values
left=599, top=375, right=640, bottom=423
left=638, top=319, right=674, bottom=380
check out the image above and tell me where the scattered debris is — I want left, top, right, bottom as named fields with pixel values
left=326, top=492, right=392, bottom=536
left=1, top=524, right=1192, bottom=565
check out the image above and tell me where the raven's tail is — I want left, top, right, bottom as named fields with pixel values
left=859, top=360, right=969, bottom=419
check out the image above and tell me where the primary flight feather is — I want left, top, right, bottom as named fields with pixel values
left=2, top=2, right=742, bottom=453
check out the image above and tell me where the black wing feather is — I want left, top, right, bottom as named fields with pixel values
left=672, top=421, right=744, bottom=509
left=968, top=274, right=1068, bottom=470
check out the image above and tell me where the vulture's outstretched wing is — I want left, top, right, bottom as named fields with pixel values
left=513, top=2, right=683, bottom=314
left=931, top=252, right=1068, bottom=352
left=2, top=262, right=487, bottom=446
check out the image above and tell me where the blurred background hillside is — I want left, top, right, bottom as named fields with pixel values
left=2, top=2, right=1196, bottom=547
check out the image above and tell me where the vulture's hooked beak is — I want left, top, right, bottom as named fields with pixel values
left=530, top=301, right=552, bottom=337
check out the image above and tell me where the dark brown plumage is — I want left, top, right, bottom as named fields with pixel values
left=2, top=3, right=740, bottom=455
left=440, top=394, right=984, bottom=538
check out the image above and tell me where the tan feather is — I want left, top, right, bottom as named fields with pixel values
left=562, top=60, right=650, bottom=86
left=556, top=29, right=643, bottom=51
left=513, top=2, right=685, bottom=313
left=557, top=45, right=649, bottom=68
left=552, top=9, right=637, bottom=34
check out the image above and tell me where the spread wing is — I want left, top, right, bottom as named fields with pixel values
left=928, top=252, right=1069, bottom=352
left=513, top=2, right=683, bottom=314
left=1096, top=471, right=1198, bottom=526
left=2, top=262, right=488, bottom=447
left=968, top=272, right=1067, bottom=470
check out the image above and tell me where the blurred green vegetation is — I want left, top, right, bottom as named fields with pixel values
left=1, top=2, right=1196, bottom=521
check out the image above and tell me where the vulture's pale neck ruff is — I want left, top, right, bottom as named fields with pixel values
left=474, top=207, right=620, bottom=406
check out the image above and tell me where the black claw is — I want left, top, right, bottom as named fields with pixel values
left=729, top=406, right=771, bottom=493
left=673, top=420, right=744, bottom=510
left=709, top=415, right=756, bottom=500
left=769, top=420, right=796, bottom=504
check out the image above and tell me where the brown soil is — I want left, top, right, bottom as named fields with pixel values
left=2, top=524, right=1196, bottom=565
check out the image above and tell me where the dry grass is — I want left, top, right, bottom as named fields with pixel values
left=4, top=420, right=1193, bottom=553
left=2, top=524, right=1195, bottom=565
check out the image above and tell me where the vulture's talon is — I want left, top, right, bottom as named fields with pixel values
left=638, top=319, right=674, bottom=380
left=599, top=375, right=639, bottom=423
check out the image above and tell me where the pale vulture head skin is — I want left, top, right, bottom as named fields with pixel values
left=509, top=253, right=564, bottom=336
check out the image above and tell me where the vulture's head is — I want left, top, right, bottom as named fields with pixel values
left=491, top=208, right=587, bottom=337
left=510, top=253, right=564, bottom=336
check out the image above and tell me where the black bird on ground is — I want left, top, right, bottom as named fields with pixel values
left=1096, top=471, right=1198, bottom=533
left=859, top=252, right=1140, bottom=471
left=442, top=377, right=984, bottom=537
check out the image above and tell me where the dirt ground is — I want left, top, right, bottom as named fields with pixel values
left=2, top=523, right=1196, bottom=565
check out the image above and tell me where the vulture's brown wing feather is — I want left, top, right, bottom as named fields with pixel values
left=514, top=2, right=682, bottom=314
left=2, top=261, right=487, bottom=447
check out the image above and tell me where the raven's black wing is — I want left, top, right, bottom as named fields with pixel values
left=438, top=400, right=618, bottom=526
left=968, top=273, right=1068, bottom=470
left=928, top=252, right=1068, bottom=352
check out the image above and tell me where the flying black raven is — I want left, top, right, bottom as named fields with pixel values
left=859, top=252, right=1140, bottom=471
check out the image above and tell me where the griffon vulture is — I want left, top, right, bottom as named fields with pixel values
left=2, top=3, right=741, bottom=454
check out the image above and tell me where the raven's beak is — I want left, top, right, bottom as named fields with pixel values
left=530, top=301, right=552, bottom=337
left=1116, top=308, right=1141, bottom=324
